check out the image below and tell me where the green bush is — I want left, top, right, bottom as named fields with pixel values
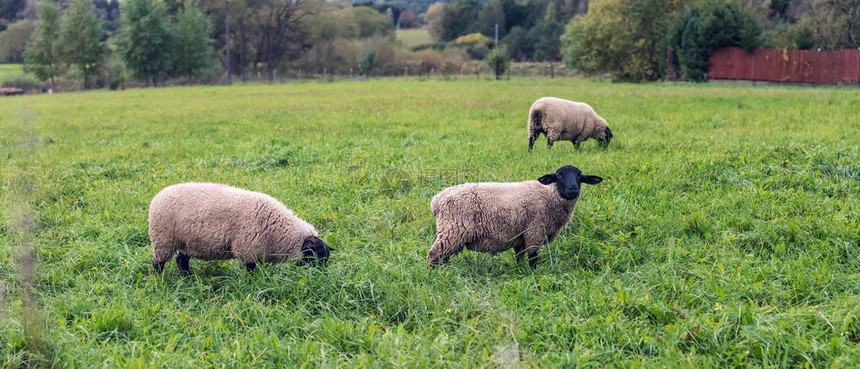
left=667, top=1, right=761, bottom=82
left=562, top=0, right=685, bottom=82
left=2, top=74, right=42, bottom=91
left=467, top=44, right=490, bottom=60
left=486, top=44, right=510, bottom=79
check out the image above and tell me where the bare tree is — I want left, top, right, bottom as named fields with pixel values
left=248, top=0, right=312, bottom=81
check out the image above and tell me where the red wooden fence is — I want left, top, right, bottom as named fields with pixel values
left=709, top=47, right=860, bottom=85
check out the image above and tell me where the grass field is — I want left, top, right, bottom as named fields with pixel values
left=398, top=28, right=433, bottom=48
left=1, top=79, right=859, bottom=367
left=0, top=64, right=24, bottom=84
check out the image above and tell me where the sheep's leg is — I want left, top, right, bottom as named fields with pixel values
left=528, top=249, right=539, bottom=269
left=573, top=141, right=581, bottom=151
left=153, top=260, right=167, bottom=274
left=176, top=252, right=191, bottom=276
left=427, top=235, right=464, bottom=266
left=528, top=130, right=540, bottom=151
left=427, top=238, right=447, bottom=265
left=545, top=130, right=559, bottom=149
left=245, top=262, right=257, bottom=273
left=522, top=230, right=546, bottom=269
left=152, top=242, right=176, bottom=274
left=513, top=244, right=526, bottom=265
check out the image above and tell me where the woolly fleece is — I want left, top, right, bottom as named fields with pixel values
left=528, top=97, right=610, bottom=148
left=149, top=183, right=318, bottom=268
left=426, top=180, right=578, bottom=264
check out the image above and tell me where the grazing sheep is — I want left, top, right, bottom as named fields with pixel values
left=528, top=97, right=613, bottom=151
left=149, top=183, right=333, bottom=275
left=426, top=165, right=603, bottom=268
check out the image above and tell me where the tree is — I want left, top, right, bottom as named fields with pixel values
left=204, top=0, right=248, bottom=81
left=0, top=0, right=26, bottom=22
left=247, top=0, right=313, bottom=81
left=426, top=2, right=455, bottom=41
left=476, top=0, right=505, bottom=39
left=450, top=0, right=482, bottom=39
left=544, top=0, right=558, bottom=22
left=667, top=1, right=761, bottom=82
left=366, top=3, right=401, bottom=26
left=59, top=0, right=105, bottom=89
left=521, top=0, right=548, bottom=30
left=0, top=19, right=34, bottom=63
left=173, top=0, right=215, bottom=82
left=502, top=26, right=531, bottom=61
left=500, top=0, right=526, bottom=33
left=796, top=0, right=860, bottom=50
left=348, top=6, right=393, bottom=38
left=358, top=49, right=374, bottom=77
left=528, top=21, right=564, bottom=61
left=119, top=0, right=175, bottom=85
left=24, top=2, right=61, bottom=88
left=398, top=10, right=418, bottom=28
left=300, top=4, right=357, bottom=74
left=562, top=0, right=685, bottom=82
left=487, top=44, right=510, bottom=79
left=94, top=0, right=122, bottom=37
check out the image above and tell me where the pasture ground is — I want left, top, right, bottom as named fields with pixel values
left=398, top=28, right=433, bottom=48
left=0, top=63, right=24, bottom=84
left=1, top=79, right=859, bottom=367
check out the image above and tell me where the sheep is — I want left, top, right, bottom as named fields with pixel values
left=426, top=165, right=602, bottom=268
left=148, top=183, right=333, bottom=275
left=528, top=97, right=613, bottom=151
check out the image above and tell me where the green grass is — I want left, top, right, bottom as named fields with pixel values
left=398, top=28, right=433, bottom=48
left=0, top=63, right=24, bottom=84
left=1, top=79, right=860, bottom=367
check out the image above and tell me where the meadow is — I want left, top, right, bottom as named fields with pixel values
left=0, top=64, right=24, bottom=84
left=397, top=28, right=433, bottom=48
left=1, top=78, right=859, bottom=367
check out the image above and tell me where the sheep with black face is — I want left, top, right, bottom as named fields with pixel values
left=426, top=165, right=603, bottom=268
left=149, top=183, right=334, bottom=276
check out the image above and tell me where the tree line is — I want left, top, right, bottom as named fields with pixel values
left=1, top=0, right=858, bottom=89
left=424, top=0, right=859, bottom=82
left=560, top=0, right=860, bottom=82
left=0, top=0, right=445, bottom=90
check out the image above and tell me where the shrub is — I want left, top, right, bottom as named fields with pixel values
left=467, top=45, right=490, bottom=60
left=666, top=1, right=761, bottom=82
left=2, top=74, right=42, bottom=92
left=486, top=45, right=510, bottom=79
left=562, top=0, right=685, bottom=82
left=455, top=32, right=492, bottom=47
left=359, top=50, right=376, bottom=77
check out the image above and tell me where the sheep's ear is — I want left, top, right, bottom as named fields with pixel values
left=581, top=175, right=603, bottom=185
left=537, top=173, right=557, bottom=185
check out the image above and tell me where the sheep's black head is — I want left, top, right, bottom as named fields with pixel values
left=538, top=165, right=603, bottom=200
left=300, top=236, right=334, bottom=268
left=598, top=127, right=613, bottom=149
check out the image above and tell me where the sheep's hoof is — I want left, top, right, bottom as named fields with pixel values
left=528, top=253, right=539, bottom=269
left=152, top=261, right=166, bottom=274
left=177, top=253, right=191, bottom=276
